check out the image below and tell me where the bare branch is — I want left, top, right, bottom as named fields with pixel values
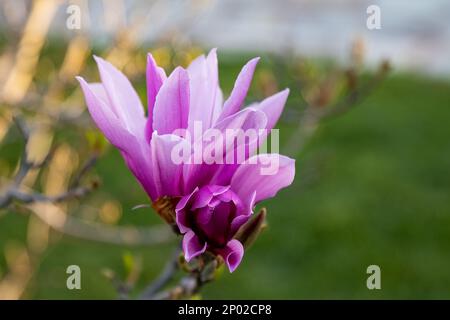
left=1, top=117, right=174, bottom=247
left=285, top=61, right=390, bottom=157
left=139, top=244, right=182, bottom=300
left=146, top=253, right=219, bottom=300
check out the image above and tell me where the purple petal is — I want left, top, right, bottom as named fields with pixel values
left=211, top=87, right=223, bottom=125
left=191, top=187, right=214, bottom=210
left=217, top=239, right=244, bottom=272
left=93, top=56, right=146, bottom=136
left=210, top=108, right=268, bottom=186
left=150, top=132, right=188, bottom=198
left=145, top=53, right=167, bottom=142
left=183, top=230, right=207, bottom=262
left=77, top=77, right=158, bottom=200
left=77, top=77, right=133, bottom=150
left=230, top=215, right=250, bottom=235
left=214, top=107, right=267, bottom=150
left=187, top=49, right=219, bottom=131
left=204, top=201, right=232, bottom=244
left=153, top=66, right=190, bottom=135
left=208, top=185, right=231, bottom=196
left=217, top=57, right=260, bottom=122
left=182, top=108, right=267, bottom=192
left=255, top=89, right=289, bottom=132
left=247, top=89, right=290, bottom=156
left=120, top=148, right=158, bottom=201
left=196, top=206, right=213, bottom=225
left=176, top=209, right=190, bottom=234
left=176, top=188, right=199, bottom=233
left=231, top=154, right=296, bottom=204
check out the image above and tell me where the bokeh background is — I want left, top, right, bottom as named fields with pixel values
left=1, top=0, right=450, bottom=299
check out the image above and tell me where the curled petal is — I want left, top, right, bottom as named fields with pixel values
left=183, top=230, right=207, bottom=262
left=217, top=239, right=244, bottom=273
left=191, top=188, right=214, bottom=210
left=176, top=187, right=199, bottom=233
left=230, top=214, right=250, bottom=235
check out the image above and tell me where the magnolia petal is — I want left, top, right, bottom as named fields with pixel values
left=255, top=89, right=290, bottom=132
left=145, top=53, right=167, bottom=142
left=176, top=188, right=199, bottom=234
left=210, top=108, right=268, bottom=186
left=231, top=154, right=295, bottom=204
left=247, top=89, right=290, bottom=155
left=211, top=86, right=223, bottom=125
left=217, top=57, right=260, bottom=121
left=77, top=77, right=132, bottom=150
left=182, top=108, right=267, bottom=192
left=217, top=239, right=244, bottom=273
left=183, top=230, right=207, bottom=262
left=230, top=214, right=250, bottom=235
left=187, top=49, right=219, bottom=132
left=153, top=67, right=190, bottom=135
left=150, top=132, right=188, bottom=198
left=93, top=56, right=146, bottom=136
left=77, top=77, right=158, bottom=200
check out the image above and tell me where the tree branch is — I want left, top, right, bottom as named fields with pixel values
left=139, top=244, right=182, bottom=299
left=147, top=252, right=219, bottom=300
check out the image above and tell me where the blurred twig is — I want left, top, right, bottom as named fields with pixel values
left=285, top=60, right=390, bottom=157
left=149, top=253, right=219, bottom=300
left=0, top=117, right=94, bottom=208
left=28, top=201, right=174, bottom=246
left=139, top=244, right=182, bottom=300
left=0, top=116, right=174, bottom=247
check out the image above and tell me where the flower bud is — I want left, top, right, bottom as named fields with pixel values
left=234, top=207, right=267, bottom=248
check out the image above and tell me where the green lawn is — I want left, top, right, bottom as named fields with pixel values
left=1, top=57, right=450, bottom=299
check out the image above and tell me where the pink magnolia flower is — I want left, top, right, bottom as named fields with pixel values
left=77, top=49, right=295, bottom=272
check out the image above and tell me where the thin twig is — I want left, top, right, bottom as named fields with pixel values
left=149, top=253, right=219, bottom=300
left=70, top=154, right=98, bottom=188
left=139, top=244, right=182, bottom=300
left=0, top=117, right=95, bottom=209
left=284, top=61, right=390, bottom=157
left=28, top=201, right=174, bottom=246
left=1, top=117, right=175, bottom=246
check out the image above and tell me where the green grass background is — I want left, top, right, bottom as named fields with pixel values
left=1, top=53, right=450, bottom=299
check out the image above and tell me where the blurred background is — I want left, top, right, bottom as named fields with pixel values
left=0, top=0, right=450, bottom=299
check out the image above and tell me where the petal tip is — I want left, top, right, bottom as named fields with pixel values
left=147, top=52, right=157, bottom=64
left=223, top=240, right=244, bottom=273
left=75, top=75, right=84, bottom=83
left=251, top=56, right=261, bottom=64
